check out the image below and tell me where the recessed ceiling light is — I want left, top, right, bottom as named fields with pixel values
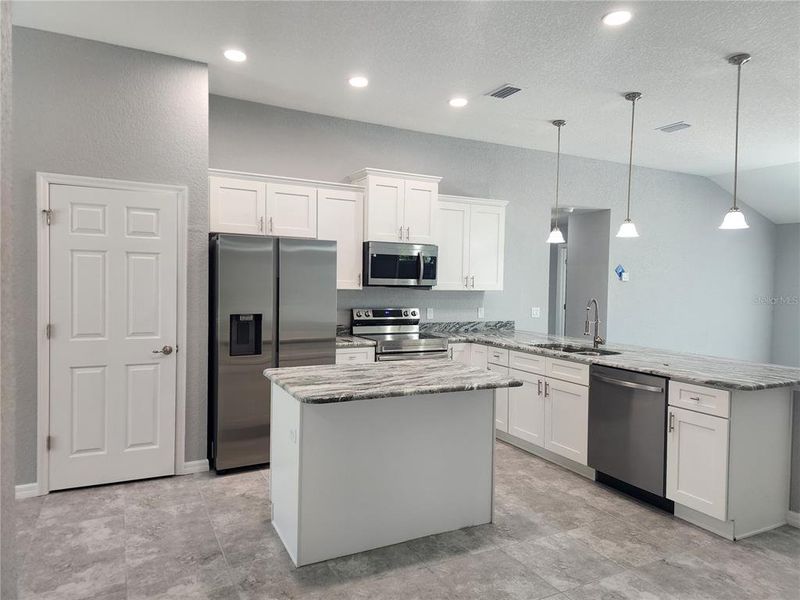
left=602, top=10, right=632, bottom=26
left=224, top=49, right=247, bottom=62
left=449, top=97, right=468, bottom=108
left=349, top=76, right=369, bottom=88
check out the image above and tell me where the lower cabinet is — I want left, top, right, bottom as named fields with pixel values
left=508, top=369, right=545, bottom=446
left=544, top=378, right=589, bottom=465
left=449, top=343, right=470, bottom=364
left=487, top=362, right=509, bottom=433
left=470, top=344, right=487, bottom=370
left=335, top=347, right=375, bottom=364
left=666, top=405, right=729, bottom=521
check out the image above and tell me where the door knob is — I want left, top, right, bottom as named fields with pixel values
left=153, top=345, right=174, bottom=355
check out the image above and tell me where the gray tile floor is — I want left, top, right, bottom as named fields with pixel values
left=15, top=440, right=800, bottom=600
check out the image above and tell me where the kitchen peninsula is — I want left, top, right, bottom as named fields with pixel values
left=264, top=360, right=522, bottom=566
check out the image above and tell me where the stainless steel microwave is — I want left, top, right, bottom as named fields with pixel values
left=363, top=241, right=438, bottom=287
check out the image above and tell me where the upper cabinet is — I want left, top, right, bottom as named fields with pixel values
left=435, top=195, right=507, bottom=291
left=349, top=169, right=440, bottom=244
left=317, top=188, right=364, bottom=290
left=209, top=173, right=317, bottom=239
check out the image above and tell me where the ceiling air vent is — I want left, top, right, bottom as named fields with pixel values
left=486, top=84, right=522, bottom=99
left=655, top=121, right=691, bottom=133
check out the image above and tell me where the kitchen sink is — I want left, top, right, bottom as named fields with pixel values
left=533, top=343, right=620, bottom=357
left=574, top=349, right=621, bottom=356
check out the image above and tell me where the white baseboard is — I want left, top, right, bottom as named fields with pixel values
left=788, top=511, right=800, bottom=528
left=15, top=483, right=40, bottom=500
left=179, top=459, right=209, bottom=475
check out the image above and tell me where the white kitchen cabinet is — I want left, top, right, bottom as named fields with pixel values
left=544, top=378, right=589, bottom=465
left=349, top=169, right=440, bottom=244
left=435, top=195, right=507, bottom=291
left=335, top=347, right=375, bottom=364
left=488, top=362, right=510, bottom=433
left=209, top=176, right=266, bottom=235
left=317, top=188, right=364, bottom=289
left=666, top=406, right=729, bottom=521
left=470, top=345, right=488, bottom=370
left=266, top=182, right=317, bottom=238
left=449, top=343, right=470, bottom=364
left=508, top=368, right=545, bottom=446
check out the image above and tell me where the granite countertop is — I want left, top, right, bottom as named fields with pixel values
left=264, top=360, right=522, bottom=404
left=438, top=330, right=800, bottom=392
left=336, top=335, right=376, bottom=349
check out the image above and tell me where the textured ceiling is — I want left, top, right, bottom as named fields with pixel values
left=13, top=1, right=800, bottom=219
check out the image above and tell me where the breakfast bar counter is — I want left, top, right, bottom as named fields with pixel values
left=263, top=360, right=521, bottom=566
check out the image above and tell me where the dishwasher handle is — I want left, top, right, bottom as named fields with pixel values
left=592, top=373, right=663, bottom=394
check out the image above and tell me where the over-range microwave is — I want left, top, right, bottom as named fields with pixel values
left=363, top=241, right=438, bottom=288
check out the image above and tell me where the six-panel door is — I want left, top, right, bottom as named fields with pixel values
left=666, top=406, right=729, bottom=520
left=317, top=188, right=363, bottom=289
left=48, top=183, right=178, bottom=491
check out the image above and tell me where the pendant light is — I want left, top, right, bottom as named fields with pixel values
left=546, top=119, right=567, bottom=244
left=616, top=92, right=642, bottom=238
left=719, top=53, right=751, bottom=230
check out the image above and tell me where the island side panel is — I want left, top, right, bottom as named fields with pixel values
left=296, top=389, right=495, bottom=566
left=270, top=383, right=301, bottom=564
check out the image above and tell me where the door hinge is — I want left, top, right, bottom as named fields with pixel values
left=46, top=435, right=53, bottom=451
left=175, top=344, right=179, bottom=353
left=42, top=209, right=53, bottom=225
left=45, top=323, right=52, bottom=339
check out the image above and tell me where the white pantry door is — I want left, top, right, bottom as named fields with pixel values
left=48, top=183, right=178, bottom=490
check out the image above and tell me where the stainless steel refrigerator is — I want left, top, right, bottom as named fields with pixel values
left=209, top=234, right=336, bottom=471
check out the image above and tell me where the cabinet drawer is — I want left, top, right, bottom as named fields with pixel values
left=509, top=351, right=546, bottom=375
left=335, top=348, right=375, bottom=364
left=546, top=358, right=589, bottom=386
left=487, top=347, right=509, bottom=366
left=669, top=382, right=730, bottom=418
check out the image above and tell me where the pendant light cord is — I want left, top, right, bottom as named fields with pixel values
left=733, top=62, right=742, bottom=211
left=626, top=97, right=636, bottom=221
left=554, top=123, right=562, bottom=229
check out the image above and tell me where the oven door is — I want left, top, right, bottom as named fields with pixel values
left=376, top=351, right=449, bottom=361
left=364, top=242, right=438, bottom=287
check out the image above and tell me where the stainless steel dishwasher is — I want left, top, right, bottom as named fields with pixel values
left=588, top=365, right=670, bottom=507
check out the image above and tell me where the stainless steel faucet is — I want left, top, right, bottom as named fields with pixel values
left=584, top=298, right=605, bottom=349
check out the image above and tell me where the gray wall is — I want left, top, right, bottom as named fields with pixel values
left=1, top=4, right=16, bottom=597
left=547, top=221, right=568, bottom=335
left=564, top=211, right=611, bottom=339
left=12, top=28, right=209, bottom=485
left=770, top=224, right=800, bottom=512
left=210, top=95, right=776, bottom=361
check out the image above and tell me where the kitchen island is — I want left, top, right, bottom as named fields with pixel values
left=263, top=360, right=522, bottom=566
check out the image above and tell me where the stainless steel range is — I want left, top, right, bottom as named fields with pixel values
left=351, top=308, right=449, bottom=361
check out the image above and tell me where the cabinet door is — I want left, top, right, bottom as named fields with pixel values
left=209, top=176, right=266, bottom=235
left=365, top=176, right=405, bottom=242
left=318, top=189, right=363, bottom=289
left=508, top=369, right=545, bottom=445
left=487, top=363, right=510, bottom=433
left=666, top=407, right=729, bottom=521
left=449, top=343, right=470, bottom=364
left=434, top=201, right=470, bottom=290
left=468, top=203, right=505, bottom=291
left=545, top=379, right=588, bottom=465
left=470, top=345, right=487, bottom=370
left=266, top=183, right=317, bottom=238
left=403, top=179, right=438, bottom=244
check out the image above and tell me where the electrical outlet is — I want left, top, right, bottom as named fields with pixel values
left=531, top=307, right=541, bottom=318
left=477, top=307, right=485, bottom=319
left=426, top=307, right=434, bottom=319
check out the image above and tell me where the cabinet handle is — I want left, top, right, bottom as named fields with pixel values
left=399, top=226, right=403, bottom=240
left=259, top=216, right=264, bottom=232
left=537, top=379, right=543, bottom=396
left=668, top=412, right=675, bottom=433
left=269, top=217, right=273, bottom=233
left=449, top=347, right=454, bottom=359
left=544, top=381, right=550, bottom=397
left=689, top=396, right=701, bottom=402
left=405, top=226, right=410, bottom=240
left=464, top=276, right=469, bottom=288
left=358, top=273, right=361, bottom=286
left=470, top=275, right=475, bottom=288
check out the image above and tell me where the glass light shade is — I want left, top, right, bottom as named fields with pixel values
left=719, top=207, right=749, bottom=230
left=546, top=227, right=566, bottom=244
left=616, top=219, right=640, bottom=238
